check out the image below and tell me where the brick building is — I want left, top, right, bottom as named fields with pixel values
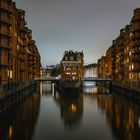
left=0, top=0, right=41, bottom=87
left=60, top=50, right=84, bottom=81
left=97, top=8, right=140, bottom=89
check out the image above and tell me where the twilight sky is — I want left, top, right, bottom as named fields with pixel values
left=14, top=0, right=139, bottom=67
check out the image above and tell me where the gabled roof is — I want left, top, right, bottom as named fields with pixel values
left=61, top=50, right=83, bottom=61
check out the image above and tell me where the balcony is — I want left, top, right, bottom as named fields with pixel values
left=131, top=56, right=140, bottom=62
left=132, top=16, right=140, bottom=23
left=20, top=26, right=28, bottom=33
left=0, top=17, right=11, bottom=25
left=0, top=5, right=11, bottom=13
left=132, top=68, right=140, bottom=72
left=131, top=49, right=140, bottom=54
left=132, top=33, right=140, bottom=40
left=0, top=62, right=8, bottom=67
left=28, top=62, right=33, bottom=66
left=0, top=31, right=11, bottom=38
left=132, top=28, right=140, bottom=33
left=132, top=41, right=140, bottom=47
left=20, top=65, right=25, bottom=71
left=0, top=44, right=11, bottom=49
left=28, top=57, right=33, bottom=61
left=28, top=68, right=33, bottom=72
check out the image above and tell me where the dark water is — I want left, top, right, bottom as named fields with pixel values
left=0, top=81, right=140, bottom=140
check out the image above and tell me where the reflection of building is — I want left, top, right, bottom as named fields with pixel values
left=83, top=81, right=109, bottom=94
left=40, top=81, right=52, bottom=94
left=84, top=63, right=97, bottom=78
left=53, top=93, right=83, bottom=129
left=60, top=96, right=83, bottom=129
left=0, top=89, right=41, bottom=140
left=97, top=94, right=140, bottom=140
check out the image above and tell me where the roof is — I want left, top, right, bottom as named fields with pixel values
left=61, top=50, right=83, bottom=61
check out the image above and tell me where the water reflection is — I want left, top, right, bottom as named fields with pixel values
left=53, top=91, right=83, bottom=129
left=1, top=82, right=140, bottom=140
left=97, top=94, right=140, bottom=140
left=0, top=88, right=41, bottom=140
left=83, top=81, right=109, bottom=94
left=40, top=81, right=52, bottom=95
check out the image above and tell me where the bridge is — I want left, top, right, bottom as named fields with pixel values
left=82, top=77, right=112, bottom=82
left=35, top=77, right=112, bottom=93
left=35, top=77, right=60, bottom=82
left=35, top=77, right=112, bottom=82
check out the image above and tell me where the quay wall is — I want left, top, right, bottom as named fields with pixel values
left=112, top=82, right=140, bottom=102
left=0, top=81, right=39, bottom=113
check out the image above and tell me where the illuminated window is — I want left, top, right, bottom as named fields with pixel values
left=67, top=67, right=71, bottom=71
left=129, top=73, right=132, bottom=79
left=129, top=66, right=131, bottom=71
left=132, top=74, right=134, bottom=79
left=17, top=45, right=19, bottom=50
left=130, top=33, right=133, bottom=37
left=132, top=64, right=134, bottom=70
left=71, top=104, right=77, bottom=112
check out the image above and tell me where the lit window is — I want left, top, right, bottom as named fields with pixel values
left=130, top=33, right=133, bottom=37
left=132, top=74, right=134, bottom=79
left=71, top=104, right=77, bottom=112
left=129, top=66, right=131, bottom=71
left=132, top=64, right=134, bottom=70
left=17, top=45, right=19, bottom=50
left=129, top=73, right=131, bottom=79
left=67, top=67, right=71, bottom=71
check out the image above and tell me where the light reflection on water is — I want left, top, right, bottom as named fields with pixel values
left=83, top=81, right=109, bottom=94
left=0, top=81, right=140, bottom=140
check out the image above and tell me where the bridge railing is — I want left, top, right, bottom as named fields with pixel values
left=82, top=77, right=112, bottom=81
left=35, top=77, right=60, bottom=81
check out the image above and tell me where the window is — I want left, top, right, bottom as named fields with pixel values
left=132, top=64, right=134, bottom=70
left=65, top=57, right=68, bottom=61
left=67, top=67, right=71, bottom=71
left=70, top=56, right=74, bottom=61
left=129, top=65, right=131, bottom=71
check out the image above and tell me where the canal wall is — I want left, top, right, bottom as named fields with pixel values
left=112, top=82, right=140, bottom=102
left=0, top=81, right=39, bottom=113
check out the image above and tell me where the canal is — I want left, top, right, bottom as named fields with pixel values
left=0, top=81, right=140, bottom=140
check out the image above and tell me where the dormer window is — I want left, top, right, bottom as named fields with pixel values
left=65, top=57, right=68, bottom=61
left=70, top=56, right=74, bottom=61
left=77, top=54, right=81, bottom=60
